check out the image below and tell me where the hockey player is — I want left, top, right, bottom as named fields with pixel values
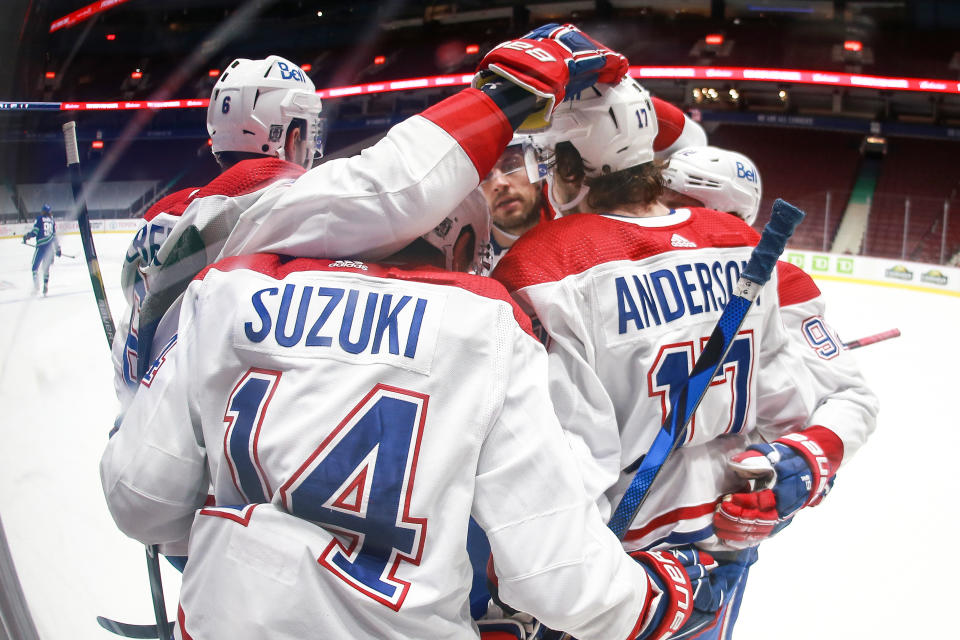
left=112, top=54, right=323, bottom=410
left=22, top=203, right=61, bottom=296
left=481, top=98, right=706, bottom=270
left=105, top=24, right=737, bottom=636
left=491, top=76, right=856, bottom=638
left=100, top=183, right=733, bottom=640
left=480, top=136, right=550, bottom=269
left=660, top=145, right=878, bottom=549
left=541, top=94, right=706, bottom=219
left=113, top=22, right=632, bottom=411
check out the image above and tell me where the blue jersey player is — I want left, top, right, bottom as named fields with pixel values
left=22, top=203, right=61, bottom=296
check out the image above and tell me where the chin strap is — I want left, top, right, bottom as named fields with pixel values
left=547, top=176, right=590, bottom=215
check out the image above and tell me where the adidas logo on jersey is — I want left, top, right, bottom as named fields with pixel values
left=671, top=234, right=696, bottom=248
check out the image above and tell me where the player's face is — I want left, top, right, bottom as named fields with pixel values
left=480, top=149, right=540, bottom=235
left=660, top=188, right=704, bottom=211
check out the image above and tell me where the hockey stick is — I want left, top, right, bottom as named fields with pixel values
left=97, top=617, right=176, bottom=639
left=63, top=121, right=173, bottom=640
left=843, top=328, right=900, bottom=350
left=63, top=121, right=116, bottom=348
left=23, top=240, right=77, bottom=259
left=608, top=198, right=805, bottom=538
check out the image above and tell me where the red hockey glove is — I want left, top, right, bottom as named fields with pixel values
left=628, top=546, right=739, bottom=640
left=473, top=23, right=628, bottom=131
left=714, top=427, right=843, bottom=548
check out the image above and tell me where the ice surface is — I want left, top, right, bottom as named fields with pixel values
left=0, top=230, right=956, bottom=638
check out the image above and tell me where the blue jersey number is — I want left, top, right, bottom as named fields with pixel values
left=802, top=316, right=840, bottom=359
left=223, top=375, right=427, bottom=610
left=224, top=368, right=282, bottom=503
left=648, top=331, right=754, bottom=439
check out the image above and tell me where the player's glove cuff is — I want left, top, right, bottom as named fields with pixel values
left=774, top=426, right=843, bottom=507
left=628, top=549, right=695, bottom=640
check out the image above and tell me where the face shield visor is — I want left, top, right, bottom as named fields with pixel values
left=481, top=139, right=545, bottom=186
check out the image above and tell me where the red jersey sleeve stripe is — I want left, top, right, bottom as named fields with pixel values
left=420, top=88, right=513, bottom=180
left=652, top=95, right=686, bottom=152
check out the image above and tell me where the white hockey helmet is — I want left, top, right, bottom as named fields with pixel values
left=662, top=146, right=763, bottom=225
left=545, top=76, right=660, bottom=177
left=207, top=56, right=324, bottom=167
left=422, top=188, right=492, bottom=275
left=509, top=133, right=549, bottom=184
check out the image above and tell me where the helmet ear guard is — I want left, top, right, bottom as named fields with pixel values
left=422, top=189, right=493, bottom=275
left=206, top=56, right=324, bottom=168
left=662, top=146, right=762, bottom=225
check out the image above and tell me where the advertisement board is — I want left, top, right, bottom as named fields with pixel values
left=784, top=249, right=960, bottom=297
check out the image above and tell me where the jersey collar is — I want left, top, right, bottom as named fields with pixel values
left=600, top=208, right=692, bottom=227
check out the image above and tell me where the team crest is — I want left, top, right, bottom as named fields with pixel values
left=432, top=217, right=453, bottom=239
left=268, top=124, right=284, bottom=142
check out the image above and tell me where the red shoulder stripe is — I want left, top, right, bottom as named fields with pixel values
left=143, top=187, right=197, bottom=222
left=493, top=209, right=759, bottom=292
left=385, top=267, right=536, bottom=339
left=168, top=158, right=305, bottom=216
left=776, top=261, right=821, bottom=306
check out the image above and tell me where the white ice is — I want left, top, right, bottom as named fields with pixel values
left=0, top=230, right=956, bottom=638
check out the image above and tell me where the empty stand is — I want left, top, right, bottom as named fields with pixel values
left=864, top=137, right=960, bottom=263
left=703, top=125, right=863, bottom=251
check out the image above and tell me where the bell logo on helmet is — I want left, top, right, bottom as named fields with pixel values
left=736, top=161, right=758, bottom=183
left=206, top=56, right=323, bottom=168
left=276, top=61, right=307, bottom=83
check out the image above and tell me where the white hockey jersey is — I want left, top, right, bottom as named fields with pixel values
left=775, top=260, right=877, bottom=460
left=101, top=255, right=653, bottom=640
left=111, top=88, right=514, bottom=411
left=493, top=208, right=832, bottom=551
